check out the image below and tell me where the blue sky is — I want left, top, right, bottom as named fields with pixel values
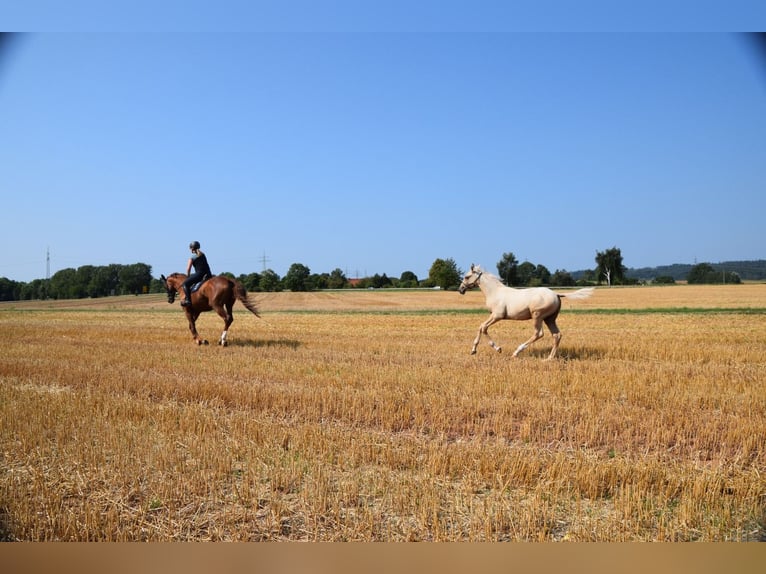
left=2, top=6, right=766, bottom=282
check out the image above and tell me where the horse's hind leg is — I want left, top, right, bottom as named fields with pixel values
left=544, top=316, right=562, bottom=360
left=214, top=302, right=234, bottom=346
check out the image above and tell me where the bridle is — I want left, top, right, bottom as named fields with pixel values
left=459, top=269, right=483, bottom=293
left=160, top=274, right=178, bottom=304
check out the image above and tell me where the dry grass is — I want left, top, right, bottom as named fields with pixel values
left=1, top=284, right=764, bottom=541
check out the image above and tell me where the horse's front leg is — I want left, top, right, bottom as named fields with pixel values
left=472, top=316, right=502, bottom=354
left=186, top=311, right=208, bottom=345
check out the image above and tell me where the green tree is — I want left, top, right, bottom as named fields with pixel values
left=652, top=275, right=676, bottom=285
left=0, top=277, right=20, bottom=301
left=496, top=252, right=518, bottom=286
left=687, top=263, right=715, bottom=284
left=516, top=261, right=536, bottom=286
left=534, top=264, right=551, bottom=285
left=595, top=247, right=626, bottom=286
left=73, top=265, right=95, bottom=298
left=311, top=273, right=330, bottom=290
left=369, top=273, right=392, bottom=288
left=118, top=263, right=153, bottom=294
left=49, top=268, right=77, bottom=299
left=90, top=264, right=120, bottom=296
left=284, top=263, right=311, bottom=292
left=550, top=270, right=575, bottom=286
left=427, top=258, right=462, bottom=290
left=20, top=279, right=49, bottom=300
left=398, top=270, right=419, bottom=288
left=327, top=268, right=348, bottom=289
left=687, top=263, right=741, bottom=284
left=259, top=269, right=281, bottom=292
left=238, top=272, right=262, bottom=292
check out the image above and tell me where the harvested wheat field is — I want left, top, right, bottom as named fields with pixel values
left=1, top=284, right=764, bottom=541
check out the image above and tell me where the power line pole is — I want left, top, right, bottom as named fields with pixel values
left=259, top=251, right=271, bottom=272
left=46, top=247, right=50, bottom=280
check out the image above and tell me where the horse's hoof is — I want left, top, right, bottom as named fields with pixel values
left=219, top=340, right=228, bottom=347
left=470, top=350, right=477, bottom=355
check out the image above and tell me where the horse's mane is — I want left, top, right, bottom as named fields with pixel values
left=168, top=272, right=187, bottom=279
left=473, top=265, right=503, bottom=283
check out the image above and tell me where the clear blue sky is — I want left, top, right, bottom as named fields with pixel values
left=2, top=4, right=765, bottom=282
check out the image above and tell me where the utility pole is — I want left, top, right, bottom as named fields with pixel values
left=259, top=251, right=271, bottom=272
left=46, top=247, right=50, bottom=280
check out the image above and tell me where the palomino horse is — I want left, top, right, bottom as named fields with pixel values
left=161, top=273, right=260, bottom=346
left=458, top=264, right=594, bottom=359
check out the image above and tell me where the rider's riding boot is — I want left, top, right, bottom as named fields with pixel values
left=181, top=290, right=192, bottom=307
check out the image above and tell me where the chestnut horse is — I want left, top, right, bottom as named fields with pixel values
left=459, top=264, right=594, bottom=359
left=161, top=273, right=260, bottom=346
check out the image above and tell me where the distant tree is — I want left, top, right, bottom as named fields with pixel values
left=726, top=272, right=743, bottom=284
left=328, top=268, right=348, bottom=289
left=0, top=277, right=20, bottom=301
left=516, top=261, right=536, bottom=287
left=427, top=258, right=462, bottom=290
left=595, top=247, right=626, bottom=286
left=118, top=263, right=153, bottom=294
left=149, top=277, right=166, bottom=294
left=534, top=264, right=551, bottom=285
left=238, top=272, right=262, bottom=292
left=353, top=276, right=373, bottom=289
left=687, top=263, right=715, bottom=284
left=49, top=268, right=77, bottom=299
left=20, top=278, right=49, bottom=300
left=687, top=263, right=741, bottom=284
left=73, top=265, right=95, bottom=298
left=311, top=272, right=330, bottom=290
left=370, top=273, right=393, bottom=289
left=550, top=270, right=575, bottom=286
left=652, top=275, right=676, bottom=285
left=496, top=252, right=518, bottom=286
left=90, top=264, right=120, bottom=296
left=283, top=263, right=311, bottom=292
left=398, top=271, right=419, bottom=288
left=259, top=269, right=281, bottom=292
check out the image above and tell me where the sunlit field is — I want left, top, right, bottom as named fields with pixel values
left=1, top=285, right=764, bottom=541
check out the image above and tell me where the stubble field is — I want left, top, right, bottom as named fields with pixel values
left=1, top=285, right=764, bottom=541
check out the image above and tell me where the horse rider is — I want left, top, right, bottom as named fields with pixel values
left=181, top=241, right=213, bottom=307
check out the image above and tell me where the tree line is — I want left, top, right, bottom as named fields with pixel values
left=1, top=263, right=154, bottom=301
left=0, top=247, right=745, bottom=302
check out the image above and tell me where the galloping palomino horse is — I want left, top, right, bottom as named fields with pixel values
left=459, top=264, right=594, bottom=359
left=161, top=273, right=260, bottom=346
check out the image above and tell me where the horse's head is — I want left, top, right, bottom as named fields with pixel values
left=458, top=264, right=483, bottom=295
left=160, top=274, right=177, bottom=304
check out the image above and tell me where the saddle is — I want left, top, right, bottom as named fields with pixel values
left=189, top=274, right=212, bottom=293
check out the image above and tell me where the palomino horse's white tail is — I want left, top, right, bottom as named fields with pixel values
left=560, top=287, right=595, bottom=301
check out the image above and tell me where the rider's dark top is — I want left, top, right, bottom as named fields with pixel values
left=190, top=251, right=212, bottom=277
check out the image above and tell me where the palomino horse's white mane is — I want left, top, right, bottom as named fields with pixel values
left=459, top=263, right=594, bottom=359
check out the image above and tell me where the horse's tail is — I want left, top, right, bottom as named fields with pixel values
left=233, top=280, right=261, bottom=317
left=559, top=287, right=595, bottom=301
